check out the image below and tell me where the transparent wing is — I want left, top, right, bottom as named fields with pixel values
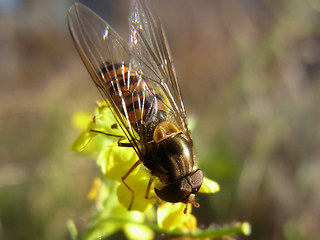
left=68, top=2, right=144, bottom=158
left=129, top=0, right=190, bottom=137
left=68, top=0, right=191, bottom=159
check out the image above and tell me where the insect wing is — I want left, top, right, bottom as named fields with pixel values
left=129, top=0, right=190, bottom=137
left=68, top=3, right=143, bottom=157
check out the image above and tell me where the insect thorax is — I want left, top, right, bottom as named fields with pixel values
left=144, top=122, right=195, bottom=183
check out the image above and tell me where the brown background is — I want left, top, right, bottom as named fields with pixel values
left=0, top=0, right=319, bottom=239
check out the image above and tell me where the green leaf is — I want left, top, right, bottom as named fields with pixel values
left=66, top=220, right=78, bottom=240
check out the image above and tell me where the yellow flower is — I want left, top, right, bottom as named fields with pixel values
left=86, top=179, right=155, bottom=240
left=72, top=101, right=220, bottom=234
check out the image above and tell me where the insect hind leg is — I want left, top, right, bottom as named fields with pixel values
left=145, top=177, right=157, bottom=200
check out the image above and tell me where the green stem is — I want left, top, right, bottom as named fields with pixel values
left=80, top=217, right=251, bottom=239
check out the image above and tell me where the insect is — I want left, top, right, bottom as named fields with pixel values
left=68, top=0, right=203, bottom=210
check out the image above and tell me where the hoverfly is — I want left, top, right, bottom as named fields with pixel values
left=68, top=0, right=203, bottom=210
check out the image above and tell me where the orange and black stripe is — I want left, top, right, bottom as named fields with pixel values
left=99, top=62, right=168, bottom=140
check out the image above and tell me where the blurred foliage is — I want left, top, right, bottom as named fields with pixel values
left=0, top=0, right=319, bottom=239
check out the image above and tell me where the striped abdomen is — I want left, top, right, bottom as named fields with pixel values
left=100, top=63, right=167, bottom=141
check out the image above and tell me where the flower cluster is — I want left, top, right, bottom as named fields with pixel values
left=71, top=102, right=221, bottom=239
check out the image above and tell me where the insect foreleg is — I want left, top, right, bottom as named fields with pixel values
left=89, top=129, right=124, bottom=139
left=89, top=129, right=134, bottom=147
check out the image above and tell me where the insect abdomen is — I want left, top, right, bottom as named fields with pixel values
left=100, top=63, right=167, bottom=139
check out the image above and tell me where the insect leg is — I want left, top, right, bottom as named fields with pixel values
left=144, top=177, right=157, bottom=200
left=89, top=129, right=124, bottom=139
left=89, top=129, right=134, bottom=147
left=117, top=138, right=134, bottom=147
left=122, top=160, right=142, bottom=210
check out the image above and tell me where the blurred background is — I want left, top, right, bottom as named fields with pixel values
left=0, top=0, right=319, bottom=239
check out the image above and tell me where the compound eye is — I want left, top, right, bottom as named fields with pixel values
left=190, top=169, right=203, bottom=194
left=155, top=178, right=192, bottom=203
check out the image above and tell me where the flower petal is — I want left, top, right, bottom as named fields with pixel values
left=117, top=170, right=157, bottom=212
left=178, top=213, right=197, bottom=231
left=157, top=202, right=189, bottom=230
left=87, top=177, right=102, bottom=200
left=199, top=177, right=220, bottom=193
left=72, top=111, right=93, bottom=130
left=71, top=131, right=94, bottom=152
left=123, top=212, right=154, bottom=240
left=97, top=144, right=138, bottom=181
